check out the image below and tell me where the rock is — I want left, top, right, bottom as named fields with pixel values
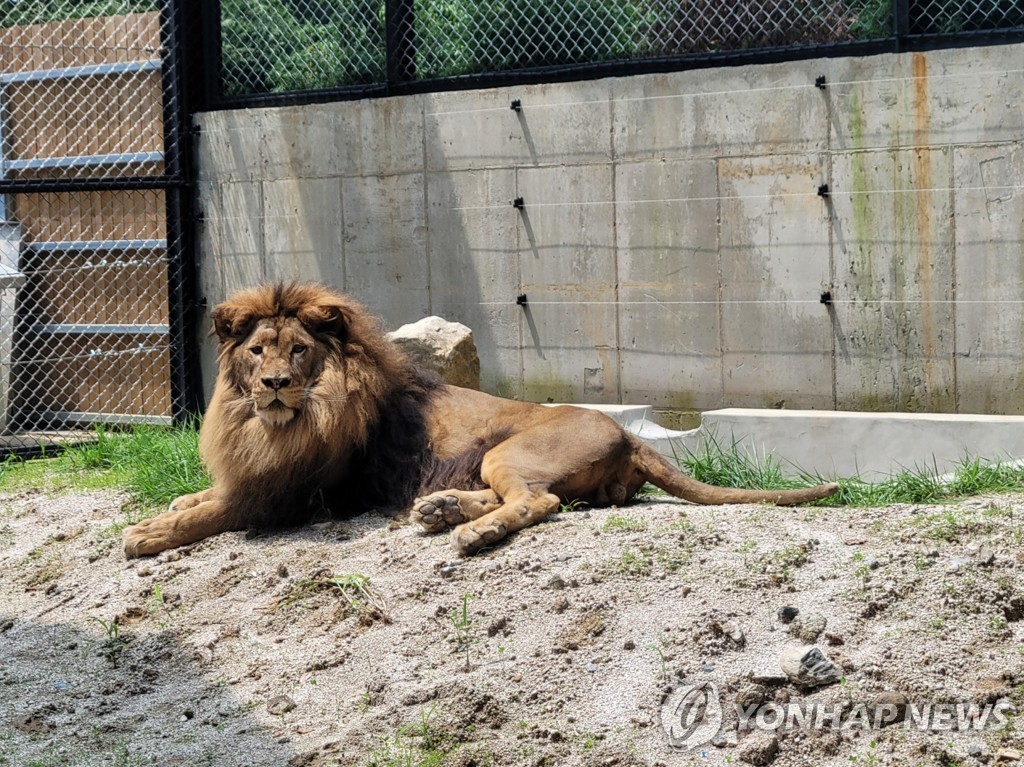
left=779, top=645, right=842, bottom=687
left=788, top=614, right=827, bottom=643
left=735, top=683, right=769, bottom=710
left=946, top=556, right=970, bottom=574
left=720, top=620, right=746, bottom=647
left=996, top=748, right=1023, bottom=763
left=870, top=691, right=909, bottom=727
left=738, top=732, right=779, bottom=765
left=974, top=546, right=996, bottom=566
left=267, top=695, right=296, bottom=716
left=777, top=606, right=799, bottom=624
left=388, top=316, right=481, bottom=389
left=544, top=575, right=566, bottom=590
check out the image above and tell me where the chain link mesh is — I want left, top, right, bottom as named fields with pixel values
left=219, top=0, right=1024, bottom=96
left=910, top=0, right=1024, bottom=33
left=0, top=3, right=184, bottom=451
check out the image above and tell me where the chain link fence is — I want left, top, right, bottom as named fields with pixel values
left=0, top=1, right=194, bottom=452
left=219, top=0, right=1024, bottom=97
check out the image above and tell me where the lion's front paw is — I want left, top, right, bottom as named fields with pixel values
left=411, top=495, right=467, bottom=533
left=451, top=519, right=507, bottom=556
left=168, top=488, right=212, bottom=513
left=122, top=516, right=177, bottom=558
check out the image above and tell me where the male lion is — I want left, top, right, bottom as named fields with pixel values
left=122, top=283, right=839, bottom=558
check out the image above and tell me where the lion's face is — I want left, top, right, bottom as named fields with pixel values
left=237, top=317, right=321, bottom=426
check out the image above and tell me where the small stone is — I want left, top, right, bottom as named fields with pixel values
left=720, top=620, right=746, bottom=647
left=735, top=683, right=769, bottom=709
left=870, top=691, right=908, bottom=727
left=777, top=606, right=799, bottom=624
left=486, top=617, right=508, bottom=638
left=779, top=645, right=842, bottom=687
left=623, top=639, right=635, bottom=650
left=946, top=556, right=969, bottom=574
left=738, top=732, right=779, bottom=765
left=974, top=546, right=996, bottom=566
left=276, top=564, right=288, bottom=578
left=788, top=614, right=827, bottom=643
left=545, top=575, right=566, bottom=590
left=996, top=748, right=1023, bottom=763
left=551, top=595, right=570, bottom=614
left=968, top=745, right=984, bottom=758
left=267, top=695, right=296, bottom=716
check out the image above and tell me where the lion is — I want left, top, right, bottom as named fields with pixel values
left=122, top=282, right=839, bottom=558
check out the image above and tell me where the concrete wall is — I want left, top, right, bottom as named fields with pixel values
left=194, top=43, right=1024, bottom=421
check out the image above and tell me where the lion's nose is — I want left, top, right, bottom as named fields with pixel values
left=262, top=373, right=291, bottom=390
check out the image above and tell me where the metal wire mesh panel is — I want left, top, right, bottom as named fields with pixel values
left=217, top=0, right=1024, bottom=97
left=221, top=0, right=386, bottom=96
left=0, top=4, right=190, bottom=452
left=910, top=0, right=1024, bottom=33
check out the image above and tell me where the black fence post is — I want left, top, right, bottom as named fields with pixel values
left=894, top=0, right=911, bottom=48
left=160, top=0, right=204, bottom=419
left=386, top=0, right=416, bottom=89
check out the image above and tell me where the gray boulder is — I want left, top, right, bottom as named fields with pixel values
left=388, top=316, right=481, bottom=390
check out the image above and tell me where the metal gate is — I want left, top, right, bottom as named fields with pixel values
left=0, top=3, right=196, bottom=452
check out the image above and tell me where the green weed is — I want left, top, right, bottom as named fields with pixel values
left=602, top=514, right=647, bottom=533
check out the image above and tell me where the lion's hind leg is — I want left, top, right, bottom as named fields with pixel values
left=411, top=489, right=501, bottom=533
left=450, top=491, right=560, bottom=556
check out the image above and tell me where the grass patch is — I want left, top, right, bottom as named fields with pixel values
left=679, top=436, right=1024, bottom=507
left=0, top=423, right=208, bottom=512
left=601, top=514, right=647, bottom=533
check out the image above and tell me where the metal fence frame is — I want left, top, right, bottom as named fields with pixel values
left=0, top=0, right=204, bottom=451
left=186, top=0, right=1024, bottom=111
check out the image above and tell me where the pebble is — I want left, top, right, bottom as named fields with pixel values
left=777, top=606, right=799, bottom=624
left=788, top=614, right=827, bottom=643
left=974, top=546, right=996, bottom=566
left=267, top=695, right=296, bottom=716
left=945, top=556, right=969, bottom=574
left=544, top=575, right=566, bottom=590
left=738, top=732, right=779, bottom=765
left=870, top=691, right=909, bottom=726
left=779, top=645, right=842, bottom=687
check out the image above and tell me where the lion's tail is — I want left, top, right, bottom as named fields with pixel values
left=631, top=440, right=839, bottom=506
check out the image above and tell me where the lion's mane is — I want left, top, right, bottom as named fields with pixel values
left=199, top=283, right=444, bottom=528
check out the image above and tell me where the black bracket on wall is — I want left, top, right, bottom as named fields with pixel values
left=510, top=98, right=522, bottom=112
left=516, top=293, right=528, bottom=307
left=512, top=196, right=525, bottom=210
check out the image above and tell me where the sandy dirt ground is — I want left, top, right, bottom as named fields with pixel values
left=1, top=484, right=1022, bottom=766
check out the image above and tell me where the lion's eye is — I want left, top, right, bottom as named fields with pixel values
left=249, top=346, right=263, bottom=356
left=292, top=344, right=307, bottom=355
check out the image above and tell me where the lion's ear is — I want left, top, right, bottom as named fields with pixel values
left=297, top=301, right=350, bottom=341
left=211, top=303, right=255, bottom=342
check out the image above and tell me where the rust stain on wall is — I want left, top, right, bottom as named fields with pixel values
left=910, top=52, right=938, bottom=401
